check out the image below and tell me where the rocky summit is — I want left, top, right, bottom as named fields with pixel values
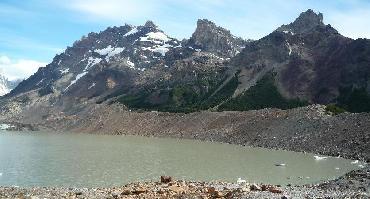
left=188, top=19, right=247, bottom=57
left=1, top=9, right=370, bottom=119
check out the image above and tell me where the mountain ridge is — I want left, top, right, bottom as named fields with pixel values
left=1, top=9, right=370, bottom=118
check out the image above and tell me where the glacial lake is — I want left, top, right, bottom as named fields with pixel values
left=0, top=131, right=364, bottom=187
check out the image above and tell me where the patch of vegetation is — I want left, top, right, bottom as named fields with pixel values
left=116, top=72, right=310, bottom=113
left=218, top=73, right=308, bottom=111
left=117, top=91, right=152, bottom=109
left=96, top=87, right=131, bottom=104
left=116, top=73, right=240, bottom=113
left=38, top=86, right=54, bottom=97
left=325, top=104, right=346, bottom=115
left=116, top=84, right=202, bottom=113
left=171, top=85, right=199, bottom=107
left=196, top=75, right=240, bottom=110
left=337, top=87, right=370, bottom=113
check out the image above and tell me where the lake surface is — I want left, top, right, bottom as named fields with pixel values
left=0, top=131, right=363, bottom=187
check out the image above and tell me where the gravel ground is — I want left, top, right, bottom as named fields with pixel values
left=0, top=168, right=369, bottom=199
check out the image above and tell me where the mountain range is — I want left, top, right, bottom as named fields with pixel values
left=0, top=74, right=21, bottom=96
left=1, top=9, right=370, bottom=118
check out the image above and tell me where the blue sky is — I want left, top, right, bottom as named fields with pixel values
left=1, top=0, right=370, bottom=80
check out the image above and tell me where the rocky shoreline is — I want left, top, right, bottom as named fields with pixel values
left=0, top=168, right=369, bottom=199
left=1, top=104, right=369, bottom=198
left=79, top=104, right=368, bottom=163
left=9, top=104, right=367, bottom=162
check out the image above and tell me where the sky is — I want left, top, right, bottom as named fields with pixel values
left=1, top=0, right=370, bottom=80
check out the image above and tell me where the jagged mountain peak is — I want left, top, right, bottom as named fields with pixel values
left=144, top=20, right=158, bottom=29
left=296, top=9, right=323, bottom=25
left=192, top=19, right=233, bottom=41
left=277, top=9, right=329, bottom=34
left=74, top=21, right=163, bottom=47
left=196, top=19, right=225, bottom=31
left=188, top=19, right=247, bottom=57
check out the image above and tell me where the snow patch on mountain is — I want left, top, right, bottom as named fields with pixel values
left=142, top=44, right=171, bottom=56
left=86, top=57, right=102, bottom=70
left=124, top=27, right=138, bottom=37
left=283, top=30, right=295, bottom=35
left=88, top=82, right=96, bottom=90
left=64, top=56, right=103, bottom=91
left=65, top=71, right=88, bottom=91
left=36, top=78, right=45, bottom=86
left=140, top=32, right=171, bottom=43
left=127, top=58, right=135, bottom=69
left=94, top=45, right=125, bottom=61
left=139, top=32, right=174, bottom=56
left=60, top=68, right=70, bottom=75
left=286, top=42, right=292, bottom=56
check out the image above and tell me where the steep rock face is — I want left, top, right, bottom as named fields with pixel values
left=230, top=9, right=370, bottom=109
left=187, top=19, right=247, bottom=58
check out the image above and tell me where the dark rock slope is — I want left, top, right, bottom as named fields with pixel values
left=229, top=9, right=370, bottom=112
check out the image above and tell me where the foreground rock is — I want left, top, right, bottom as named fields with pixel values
left=0, top=169, right=368, bottom=199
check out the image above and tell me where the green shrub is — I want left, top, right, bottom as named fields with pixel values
left=117, top=92, right=152, bottom=109
left=218, top=73, right=308, bottom=111
left=338, top=87, right=370, bottom=113
left=196, top=75, right=239, bottom=110
left=325, top=104, right=346, bottom=115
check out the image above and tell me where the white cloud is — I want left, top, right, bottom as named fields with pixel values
left=0, top=55, right=47, bottom=80
left=0, top=56, right=11, bottom=65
